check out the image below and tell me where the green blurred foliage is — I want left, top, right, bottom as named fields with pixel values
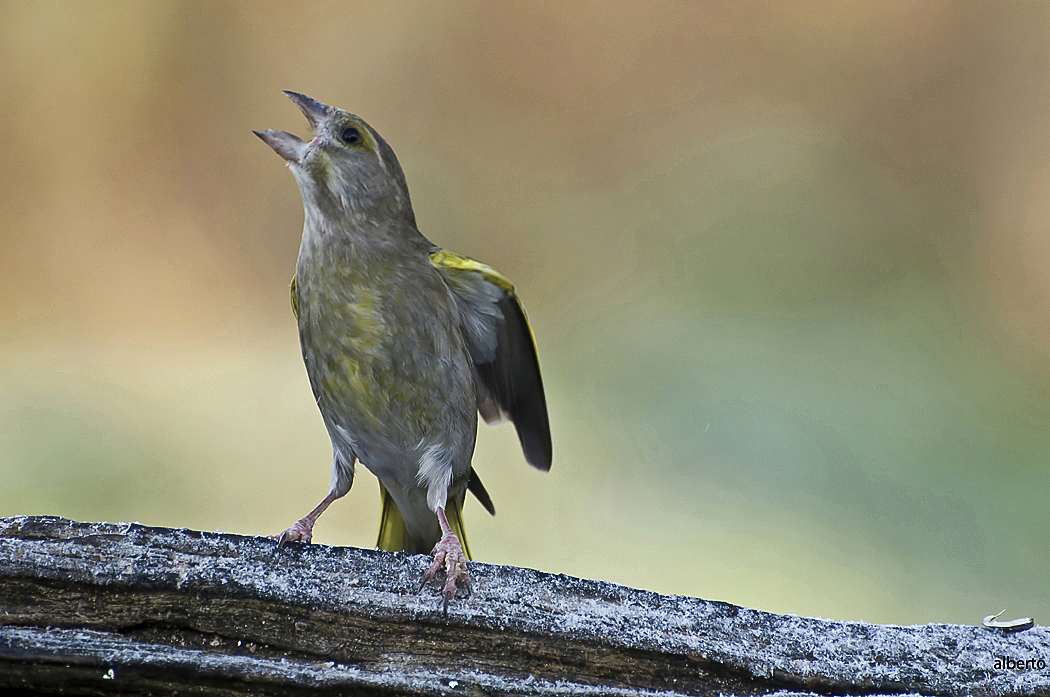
left=2, top=0, right=1050, bottom=625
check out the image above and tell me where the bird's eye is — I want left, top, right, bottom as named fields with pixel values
left=341, top=127, right=362, bottom=145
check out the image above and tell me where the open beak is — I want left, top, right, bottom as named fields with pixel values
left=253, top=91, right=332, bottom=164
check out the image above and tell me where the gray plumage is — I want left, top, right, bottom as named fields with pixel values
left=255, top=92, right=551, bottom=590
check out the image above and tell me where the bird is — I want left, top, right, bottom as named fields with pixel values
left=254, top=91, right=552, bottom=610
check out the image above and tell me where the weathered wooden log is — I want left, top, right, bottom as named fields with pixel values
left=0, top=515, right=1046, bottom=695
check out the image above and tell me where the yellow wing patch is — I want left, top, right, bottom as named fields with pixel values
left=429, top=250, right=515, bottom=294
left=290, top=275, right=298, bottom=320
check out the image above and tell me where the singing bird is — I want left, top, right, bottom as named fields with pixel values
left=254, top=92, right=552, bottom=608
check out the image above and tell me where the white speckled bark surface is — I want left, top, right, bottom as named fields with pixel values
left=0, top=516, right=1046, bottom=696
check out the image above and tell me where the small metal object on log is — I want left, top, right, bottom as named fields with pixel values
left=983, top=610, right=1035, bottom=633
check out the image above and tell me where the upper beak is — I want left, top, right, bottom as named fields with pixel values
left=282, top=91, right=331, bottom=133
left=253, top=91, right=332, bottom=164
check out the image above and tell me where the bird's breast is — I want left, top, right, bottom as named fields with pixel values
left=295, top=246, right=475, bottom=449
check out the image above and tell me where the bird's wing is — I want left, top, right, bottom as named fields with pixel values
left=429, top=250, right=552, bottom=472
left=290, top=275, right=298, bottom=319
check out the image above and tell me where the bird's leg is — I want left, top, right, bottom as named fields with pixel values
left=271, top=490, right=339, bottom=548
left=419, top=506, right=472, bottom=613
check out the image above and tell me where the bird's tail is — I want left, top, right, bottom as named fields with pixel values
left=376, top=483, right=472, bottom=559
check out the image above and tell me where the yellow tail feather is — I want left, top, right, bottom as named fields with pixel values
left=376, top=483, right=472, bottom=559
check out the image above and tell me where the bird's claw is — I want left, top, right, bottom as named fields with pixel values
left=418, top=532, right=471, bottom=615
left=270, top=518, right=315, bottom=551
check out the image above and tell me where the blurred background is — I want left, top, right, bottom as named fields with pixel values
left=2, top=1, right=1050, bottom=626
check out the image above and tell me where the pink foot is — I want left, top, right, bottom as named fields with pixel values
left=419, top=531, right=472, bottom=614
left=270, top=491, right=339, bottom=550
left=270, top=517, right=315, bottom=547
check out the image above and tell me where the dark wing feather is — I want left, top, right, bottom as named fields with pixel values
left=474, top=292, right=552, bottom=471
left=467, top=466, right=496, bottom=515
left=430, top=250, right=553, bottom=473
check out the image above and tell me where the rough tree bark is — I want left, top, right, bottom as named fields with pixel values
left=0, top=515, right=1046, bottom=696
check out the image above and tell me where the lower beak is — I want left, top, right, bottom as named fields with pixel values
left=253, top=129, right=308, bottom=164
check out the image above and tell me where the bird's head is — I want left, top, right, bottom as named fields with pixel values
left=255, top=91, right=414, bottom=224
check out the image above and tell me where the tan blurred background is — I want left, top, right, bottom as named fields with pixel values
left=3, top=1, right=1050, bottom=626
